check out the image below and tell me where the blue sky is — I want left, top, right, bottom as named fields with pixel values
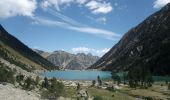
left=0, top=0, right=169, bottom=56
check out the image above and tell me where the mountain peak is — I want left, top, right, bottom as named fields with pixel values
left=35, top=49, right=99, bottom=70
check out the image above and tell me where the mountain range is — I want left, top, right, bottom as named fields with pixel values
left=34, top=49, right=99, bottom=70
left=90, top=3, right=170, bottom=76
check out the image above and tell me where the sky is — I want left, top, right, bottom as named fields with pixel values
left=0, top=0, right=170, bottom=57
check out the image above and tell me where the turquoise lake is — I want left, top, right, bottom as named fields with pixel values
left=42, top=70, right=112, bottom=80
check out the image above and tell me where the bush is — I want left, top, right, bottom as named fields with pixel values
left=23, top=77, right=35, bottom=90
left=48, top=77, right=64, bottom=96
left=97, top=76, right=102, bottom=86
left=42, top=77, right=49, bottom=89
left=77, top=83, right=80, bottom=90
left=0, top=64, right=15, bottom=84
left=42, top=77, right=64, bottom=99
left=16, top=74, right=25, bottom=83
left=35, top=76, right=40, bottom=86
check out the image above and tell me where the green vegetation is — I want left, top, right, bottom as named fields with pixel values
left=62, top=87, right=77, bottom=98
left=23, top=76, right=35, bottom=90
left=112, top=73, right=121, bottom=85
left=97, top=76, right=102, bottom=86
left=41, top=77, right=65, bottom=99
left=16, top=74, right=25, bottom=82
left=119, top=85, right=169, bottom=100
left=168, top=83, right=170, bottom=90
left=93, top=96, right=103, bottom=100
left=16, top=74, right=25, bottom=85
left=92, top=80, right=96, bottom=86
left=35, top=76, right=40, bottom=86
left=42, top=77, right=49, bottom=88
left=0, top=62, right=15, bottom=84
left=106, top=87, right=116, bottom=92
left=87, top=87, right=134, bottom=100
left=127, top=66, right=153, bottom=88
left=77, top=83, right=80, bottom=90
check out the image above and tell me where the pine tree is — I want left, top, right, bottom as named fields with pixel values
left=42, top=77, right=49, bottom=89
left=97, top=76, right=102, bottom=86
left=35, top=76, right=40, bottom=86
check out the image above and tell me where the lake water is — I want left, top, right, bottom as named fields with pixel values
left=41, top=70, right=112, bottom=80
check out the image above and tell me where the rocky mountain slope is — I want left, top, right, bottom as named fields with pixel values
left=34, top=50, right=99, bottom=70
left=90, top=3, right=170, bottom=76
left=0, top=25, right=55, bottom=70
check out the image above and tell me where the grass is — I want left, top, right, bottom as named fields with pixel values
left=87, top=87, right=134, bottom=100
left=119, top=84, right=170, bottom=100
left=62, top=86, right=77, bottom=98
left=61, top=86, right=135, bottom=100
left=59, top=82, right=170, bottom=100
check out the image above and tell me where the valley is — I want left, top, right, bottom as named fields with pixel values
left=0, top=1, right=170, bottom=100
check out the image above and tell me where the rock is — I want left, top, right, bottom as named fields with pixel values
left=0, top=83, right=40, bottom=100
left=77, top=89, right=88, bottom=98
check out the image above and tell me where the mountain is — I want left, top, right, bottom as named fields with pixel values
left=34, top=49, right=99, bottom=70
left=0, top=25, right=56, bottom=71
left=90, top=3, right=170, bottom=76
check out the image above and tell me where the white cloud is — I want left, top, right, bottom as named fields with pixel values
left=40, top=0, right=75, bottom=11
left=48, top=8, right=83, bottom=26
left=40, top=0, right=88, bottom=11
left=76, top=0, right=88, bottom=5
left=31, top=16, right=69, bottom=27
left=68, top=26, right=120, bottom=40
left=153, top=0, right=170, bottom=8
left=32, top=16, right=120, bottom=40
left=41, top=0, right=113, bottom=14
left=72, top=47, right=110, bottom=57
left=96, top=48, right=110, bottom=57
left=0, top=0, right=37, bottom=18
left=72, top=47, right=93, bottom=53
left=85, top=1, right=113, bottom=14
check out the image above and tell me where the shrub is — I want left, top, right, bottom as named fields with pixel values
left=16, top=74, right=25, bottom=83
left=35, top=76, right=40, bottom=86
left=77, top=83, right=80, bottom=90
left=42, top=77, right=49, bottom=89
left=49, top=77, right=64, bottom=93
left=0, top=65, right=15, bottom=84
left=23, top=76, right=35, bottom=90
left=97, top=76, right=102, bottom=86
left=42, top=77, right=64, bottom=99
left=92, top=80, right=96, bottom=86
